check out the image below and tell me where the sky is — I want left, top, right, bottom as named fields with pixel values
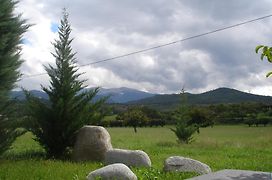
left=15, top=0, right=272, bottom=95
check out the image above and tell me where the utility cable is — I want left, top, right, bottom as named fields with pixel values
left=22, top=14, right=272, bottom=79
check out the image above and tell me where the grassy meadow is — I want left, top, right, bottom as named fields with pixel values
left=0, top=125, right=271, bottom=179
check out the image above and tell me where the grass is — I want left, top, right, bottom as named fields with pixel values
left=102, top=115, right=117, bottom=121
left=0, top=125, right=271, bottom=179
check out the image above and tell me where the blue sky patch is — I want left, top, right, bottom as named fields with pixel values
left=22, top=38, right=31, bottom=45
left=50, top=22, right=59, bottom=33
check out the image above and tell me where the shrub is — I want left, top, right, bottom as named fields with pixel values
left=171, top=121, right=197, bottom=144
left=171, top=89, right=198, bottom=144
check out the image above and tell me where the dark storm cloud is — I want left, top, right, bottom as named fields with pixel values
left=181, top=0, right=272, bottom=21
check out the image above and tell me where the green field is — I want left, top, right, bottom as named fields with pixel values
left=0, top=125, right=271, bottom=179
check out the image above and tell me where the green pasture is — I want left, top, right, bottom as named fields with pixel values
left=0, top=125, right=271, bottom=179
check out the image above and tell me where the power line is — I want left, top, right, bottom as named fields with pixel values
left=22, top=14, right=272, bottom=79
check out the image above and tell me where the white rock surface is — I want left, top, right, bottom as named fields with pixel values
left=72, top=126, right=112, bottom=162
left=105, top=148, right=151, bottom=167
left=87, top=163, right=137, bottom=180
left=164, top=156, right=211, bottom=174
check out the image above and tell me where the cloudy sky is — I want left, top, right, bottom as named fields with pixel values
left=16, top=0, right=272, bottom=95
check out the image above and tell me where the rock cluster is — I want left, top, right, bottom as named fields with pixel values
left=72, top=125, right=212, bottom=179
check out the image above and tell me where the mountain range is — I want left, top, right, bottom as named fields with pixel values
left=11, top=87, right=272, bottom=107
left=11, top=87, right=154, bottom=103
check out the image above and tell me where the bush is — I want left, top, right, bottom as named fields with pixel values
left=170, top=89, right=198, bottom=143
left=170, top=121, right=197, bottom=144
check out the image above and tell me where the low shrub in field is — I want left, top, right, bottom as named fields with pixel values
left=171, top=89, right=198, bottom=144
left=170, top=121, right=198, bottom=144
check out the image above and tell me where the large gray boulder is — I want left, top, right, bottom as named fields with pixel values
left=86, top=163, right=137, bottom=180
left=73, top=126, right=112, bottom=162
left=164, top=156, right=211, bottom=174
left=187, top=169, right=271, bottom=180
left=105, top=148, right=151, bottom=167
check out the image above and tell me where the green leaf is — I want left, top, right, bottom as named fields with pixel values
left=255, top=45, right=264, bottom=53
left=266, top=71, right=272, bottom=78
left=263, top=46, right=268, bottom=54
left=261, top=53, right=265, bottom=60
left=267, top=53, right=272, bottom=63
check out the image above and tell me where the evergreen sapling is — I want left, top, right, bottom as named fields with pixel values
left=24, top=10, right=105, bottom=158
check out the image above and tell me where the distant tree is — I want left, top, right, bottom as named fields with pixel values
left=24, top=10, right=105, bottom=158
left=171, top=89, right=198, bottom=144
left=189, top=107, right=214, bottom=128
left=122, top=107, right=148, bottom=133
left=140, top=106, right=165, bottom=127
left=0, top=0, right=29, bottom=155
left=244, top=114, right=255, bottom=127
left=141, top=106, right=161, bottom=120
left=256, top=113, right=271, bottom=127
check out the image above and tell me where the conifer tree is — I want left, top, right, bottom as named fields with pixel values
left=170, top=88, right=198, bottom=144
left=24, top=10, right=105, bottom=158
left=0, top=0, right=29, bottom=154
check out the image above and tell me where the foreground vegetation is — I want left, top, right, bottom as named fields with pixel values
left=0, top=125, right=271, bottom=179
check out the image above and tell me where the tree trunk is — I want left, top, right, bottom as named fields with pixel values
left=133, top=126, right=137, bottom=133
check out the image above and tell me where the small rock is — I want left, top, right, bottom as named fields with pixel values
left=72, top=126, right=112, bottom=162
left=86, top=163, right=137, bottom=180
left=164, top=156, right=211, bottom=174
left=105, top=148, right=151, bottom=167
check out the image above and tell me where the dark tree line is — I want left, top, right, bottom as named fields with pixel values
left=99, top=106, right=166, bottom=131
left=106, top=102, right=272, bottom=130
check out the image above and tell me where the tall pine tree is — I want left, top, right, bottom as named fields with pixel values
left=24, top=10, right=105, bottom=158
left=0, top=0, right=29, bottom=154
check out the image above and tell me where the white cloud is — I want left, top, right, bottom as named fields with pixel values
left=14, top=0, right=272, bottom=96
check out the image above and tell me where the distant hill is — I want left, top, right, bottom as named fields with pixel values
left=11, top=87, right=272, bottom=108
left=128, top=87, right=272, bottom=109
left=11, top=87, right=154, bottom=103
